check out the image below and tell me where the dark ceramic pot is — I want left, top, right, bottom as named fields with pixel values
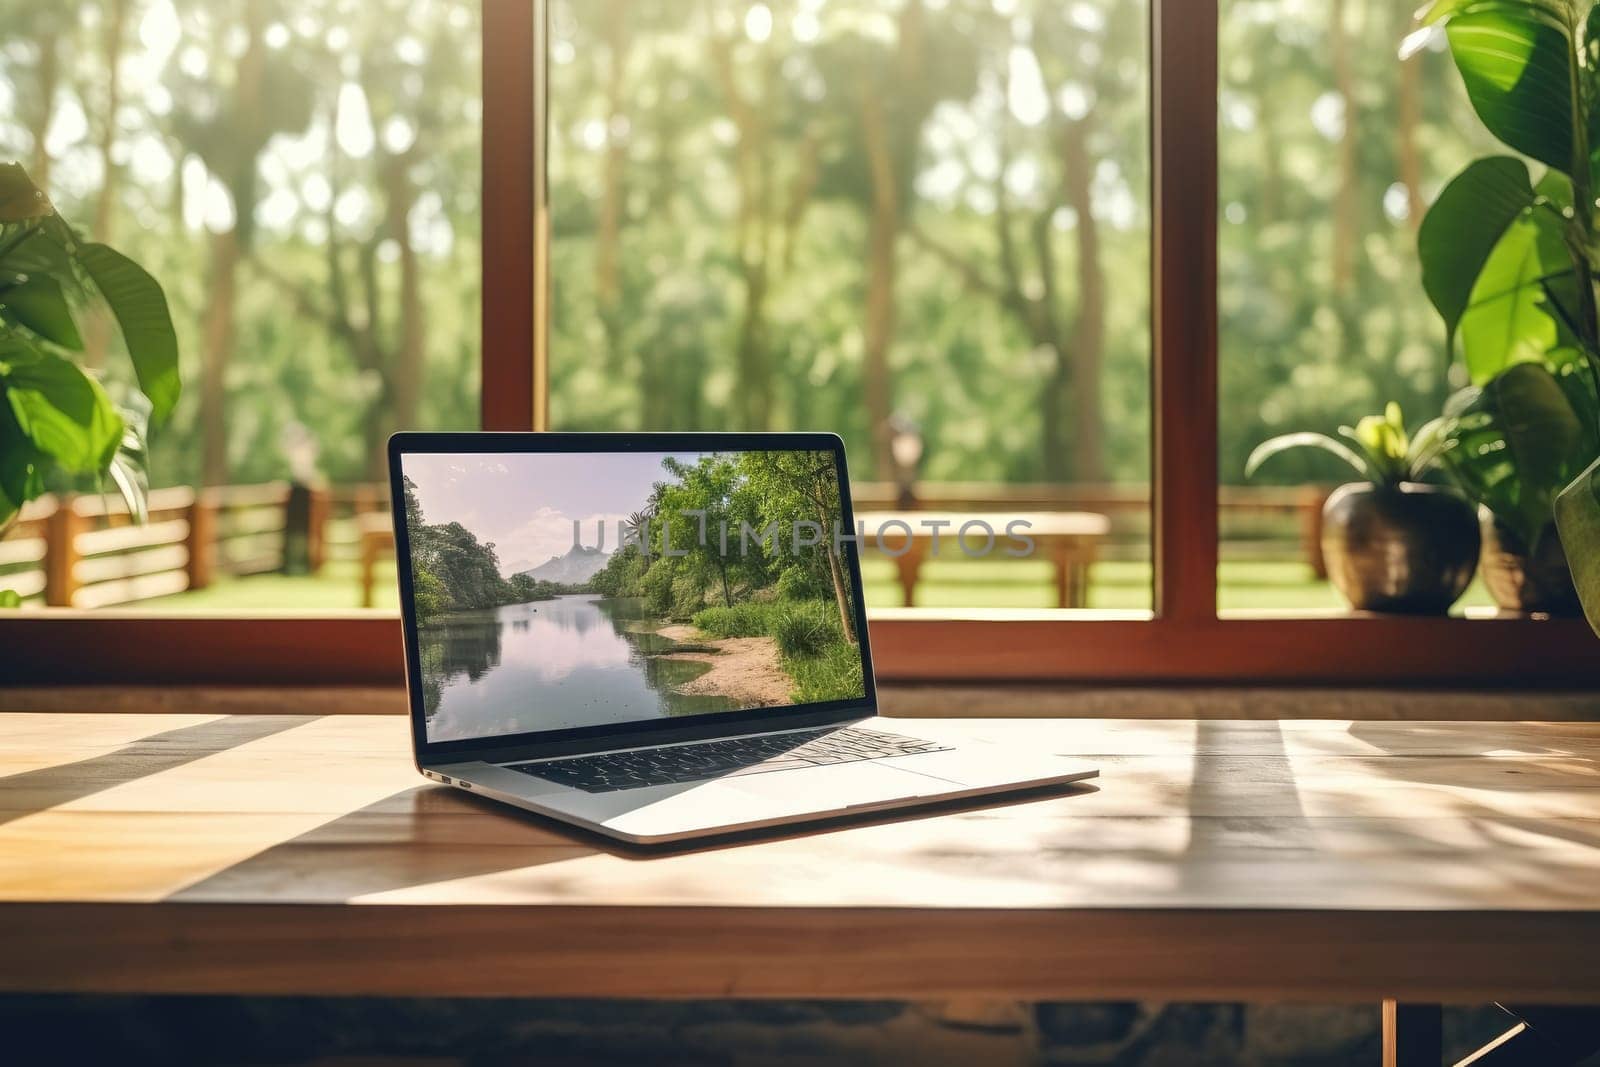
left=1478, top=507, right=1581, bottom=616
left=1320, top=482, right=1480, bottom=614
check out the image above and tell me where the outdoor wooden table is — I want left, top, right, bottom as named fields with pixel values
left=2, top=712, right=1598, bottom=1063
left=357, top=512, right=395, bottom=607
left=855, top=510, right=1111, bottom=608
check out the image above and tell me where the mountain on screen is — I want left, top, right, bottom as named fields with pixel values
left=518, top=544, right=610, bottom=585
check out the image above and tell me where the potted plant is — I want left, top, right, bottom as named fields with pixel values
left=0, top=164, right=179, bottom=603
left=1409, top=0, right=1600, bottom=632
left=1247, top=404, right=1479, bottom=614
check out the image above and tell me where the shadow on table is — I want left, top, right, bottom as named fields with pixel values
left=172, top=775, right=1100, bottom=902
left=0, top=715, right=312, bottom=829
left=1182, top=720, right=1312, bottom=880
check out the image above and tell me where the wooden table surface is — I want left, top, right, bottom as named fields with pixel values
left=2, top=712, right=1599, bottom=1003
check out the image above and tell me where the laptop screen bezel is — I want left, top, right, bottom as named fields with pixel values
left=387, top=431, right=879, bottom=762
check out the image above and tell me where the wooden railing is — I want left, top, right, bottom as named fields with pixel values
left=0, top=482, right=392, bottom=608
left=0, top=480, right=1326, bottom=608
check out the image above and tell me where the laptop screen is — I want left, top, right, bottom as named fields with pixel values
left=396, top=447, right=869, bottom=744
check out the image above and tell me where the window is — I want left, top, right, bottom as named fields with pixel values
left=1216, top=0, right=1499, bottom=614
left=547, top=0, right=1154, bottom=613
left=0, top=0, right=482, bottom=614
left=3, top=0, right=1595, bottom=688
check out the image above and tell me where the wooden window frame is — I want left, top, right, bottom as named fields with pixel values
left=2, top=0, right=1597, bottom=688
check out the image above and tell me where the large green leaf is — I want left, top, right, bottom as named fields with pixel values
left=1443, top=3, right=1577, bottom=171
left=1555, top=455, right=1600, bottom=636
left=1459, top=216, right=1559, bottom=383
left=1441, top=361, right=1586, bottom=545
left=0, top=273, right=83, bottom=349
left=75, top=243, right=180, bottom=424
left=1419, top=157, right=1538, bottom=343
left=3, top=348, right=124, bottom=474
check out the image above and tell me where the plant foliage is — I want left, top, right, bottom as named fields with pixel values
left=1413, top=0, right=1600, bottom=632
left=0, top=163, right=179, bottom=529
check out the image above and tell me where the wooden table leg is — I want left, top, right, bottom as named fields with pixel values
left=1382, top=1000, right=1442, bottom=1067
left=360, top=534, right=378, bottom=609
left=892, top=545, right=924, bottom=608
left=1052, top=541, right=1092, bottom=609
left=1052, top=542, right=1072, bottom=609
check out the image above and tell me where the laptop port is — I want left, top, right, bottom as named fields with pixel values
left=458, top=781, right=472, bottom=790
left=437, top=774, right=452, bottom=785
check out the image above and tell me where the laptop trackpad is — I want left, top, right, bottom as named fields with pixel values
left=725, top=761, right=935, bottom=808
left=598, top=762, right=927, bottom=837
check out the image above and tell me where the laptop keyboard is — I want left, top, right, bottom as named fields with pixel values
left=505, top=727, right=953, bottom=794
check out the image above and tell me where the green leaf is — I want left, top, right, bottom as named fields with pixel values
left=1459, top=216, right=1560, bottom=383
left=1546, top=346, right=1600, bottom=447
left=1439, top=362, right=1586, bottom=545
left=1407, top=415, right=1458, bottom=478
left=0, top=164, right=52, bottom=223
left=106, top=397, right=150, bottom=522
left=0, top=273, right=83, bottom=349
left=1245, top=432, right=1370, bottom=480
left=1555, top=455, right=1600, bottom=637
left=4, top=349, right=124, bottom=474
left=0, top=402, right=44, bottom=525
left=1444, top=3, right=1577, bottom=170
left=75, top=243, right=180, bottom=424
left=1418, top=0, right=1577, bottom=27
left=1419, top=157, right=1538, bottom=343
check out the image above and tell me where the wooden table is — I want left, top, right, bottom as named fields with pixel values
left=2, top=714, right=1599, bottom=1016
left=855, top=511, right=1110, bottom=608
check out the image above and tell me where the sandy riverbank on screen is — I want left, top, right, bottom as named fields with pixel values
left=656, top=628, right=793, bottom=707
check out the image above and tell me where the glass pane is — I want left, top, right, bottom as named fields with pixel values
left=548, top=0, right=1152, bottom=613
left=1217, top=0, right=1496, bottom=614
left=0, top=0, right=481, bottom=612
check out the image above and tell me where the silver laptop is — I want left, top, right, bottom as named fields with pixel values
left=388, top=431, right=1097, bottom=844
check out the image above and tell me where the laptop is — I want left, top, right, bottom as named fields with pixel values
left=388, top=431, right=1097, bottom=844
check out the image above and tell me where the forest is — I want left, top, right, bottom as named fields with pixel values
left=0, top=0, right=1500, bottom=602
left=402, top=475, right=572, bottom=623
left=590, top=450, right=865, bottom=704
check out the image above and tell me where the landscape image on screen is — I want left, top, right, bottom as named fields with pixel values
left=401, top=450, right=866, bottom=743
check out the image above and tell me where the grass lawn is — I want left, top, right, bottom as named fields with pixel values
left=131, top=556, right=1495, bottom=614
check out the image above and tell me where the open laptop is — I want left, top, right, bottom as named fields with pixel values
left=388, top=431, right=1097, bottom=844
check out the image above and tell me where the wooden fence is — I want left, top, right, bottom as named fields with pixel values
left=0, top=480, right=1328, bottom=609
left=0, top=483, right=389, bottom=609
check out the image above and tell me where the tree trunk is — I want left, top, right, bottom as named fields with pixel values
left=735, top=260, right=771, bottom=429
left=595, top=1, right=628, bottom=308
left=860, top=91, right=900, bottom=481
left=383, top=153, right=425, bottom=442
left=93, top=0, right=129, bottom=242
left=1039, top=336, right=1071, bottom=483
left=824, top=540, right=857, bottom=645
left=199, top=227, right=240, bottom=486
left=85, top=0, right=131, bottom=370
left=1060, top=117, right=1106, bottom=484
left=1330, top=0, right=1358, bottom=294
left=27, top=29, right=60, bottom=191
left=709, top=28, right=775, bottom=430
left=1396, top=50, right=1424, bottom=228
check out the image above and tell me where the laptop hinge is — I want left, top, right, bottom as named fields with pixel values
left=420, top=705, right=873, bottom=768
